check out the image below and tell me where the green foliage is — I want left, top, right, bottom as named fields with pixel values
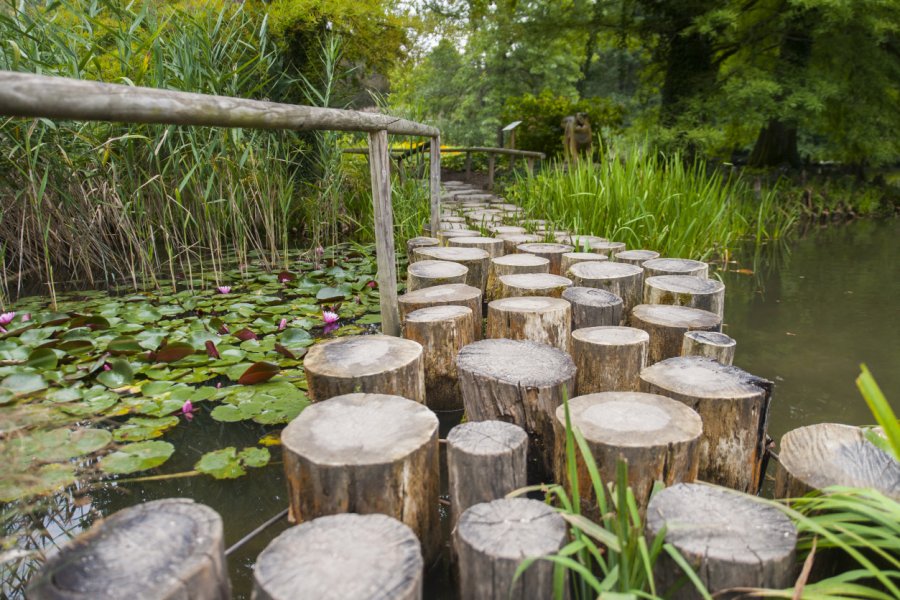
left=857, top=365, right=900, bottom=462
left=194, top=446, right=270, bottom=479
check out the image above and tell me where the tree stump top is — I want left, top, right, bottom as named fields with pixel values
left=282, top=393, right=438, bottom=467
left=779, top=423, right=900, bottom=497
left=646, top=483, right=796, bottom=564
left=516, top=242, right=574, bottom=254
left=641, top=356, right=770, bottom=400
left=416, top=246, right=490, bottom=262
left=572, top=326, right=649, bottom=346
left=488, top=296, right=570, bottom=314
left=568, top=235, right=608, bottom=248
left=407, top=235, right=439, bottom=245
left=254, top=513, right=422, bottom=600
left=562, top=287, right=623, bottom=307
left=615, top=249, right=659, bottom=262
left=401, top=283, right=481, bottom=302
left=497, top=233, right=542, bottom=244
left=683, top=330, right=735, bottom=348
left=563, top=251, right=608, bottom=262
left=490, top=225, right=527, bottom=235
left=631, top=304, right=721, bottom=329
left=407, top=259, right=469, bottom=278
left=450, top=236, right=502, bottom=245
left=559, top=391, right=702, bottom=448
left=645, top=275, right=724, bottom=294
left=569, top=261, right=642, bottom=279
left=448, top=420, right=529, bottom=457
left=590, top=240, right=626, bottom=251
left=643, top=258, right=708, bottom=274
left=492, top=253, right=550, bottom=268
left=457, top=339, right=575, bottom=387
left=455, top=498, right=567, bottom=560
left=498, top=273, right=572, bottom=289
left=406, top=304, right=473, bottom=323
left=304, top=335, right=423, bottom=379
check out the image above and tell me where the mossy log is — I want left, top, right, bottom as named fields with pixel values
left=644, top=275, right=725, bottom=317
left=406, top=236, right=439, bottom=263
left=562, top=287, right=624, bottom=329
left=486, top=296, right=571, bottom=352
left=572, top=326, right=649, bottom=393
left=589, top=240, right=627, bottom=257
left=567, top=261, right=643, bottom=313
left=560, top=251, right=608, bottom=275
left=642, top=257, right=708, bottom=279
left=498, top=273, right=572, bottom=299
left=399, top=283, right=483, bottom=340
left=614, top=249, right=660, bottom=266
left=496, top=233, right=541, bottom=254
left=681, top=330, right=736, bottom=365
left=515, top=242, right=575, bottom=275
left=414, top=246, right=490, bottom=292
left=448, top=235, right=505, bottom=258
left=486, top=254, right=550, bottom=301
left=406, top=259, right=468, bottom=292
left=629, top=304, right=722, bottom=365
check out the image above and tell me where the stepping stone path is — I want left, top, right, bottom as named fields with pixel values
left=406, top=259, right=468, bottom=292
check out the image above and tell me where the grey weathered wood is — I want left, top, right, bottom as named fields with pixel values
left=589, top=240, right=626, bottom=257
left=498, top=273, right=573, bottom=299
left=282, top=393, right=440, bottom=563
left=442, top=146, right=545, bottom=159
left=496, top=233, right=542, bottom=254
left=448, top=236, right=505, bottom=258
left=398, top=283, right=483, bottom=340
left=27, top=498, right=229, bottom=600
left=562, top=287, right=624, bottom=329
left=643, top=257, right=709, bottom=279
left=641, top=357, right=773, bottom=493
left=486, top=254, right=550, bottom=301
left=487, top=296, right=572, bottom=352
left=368, top=129, right=401, bottom=337
left=775, top=423, right=900, bottom=500
left=489, top=225, right=527, bottom=235
left=629, top=304, right=722, bottom=364
left=572, top=326, right=649, bottom=393
left=406, top=236, right=440, bottom=263
left=406, top=260, right=468, bottom=292
left=553, top=392, right=702, bottom=514
left=437, top=229, right=482, bottom=245
left=457, top=339, right=576, bottom=481
left=644, top=275, right=725, bottom=317
left=402, top=305, right=475, bottom=411
left=488, top=154, right=496, bottom=189
left=447, top=421, right=528, bottom=526
left=567, top=261, right=643, bottom=313
left=253, top=514, right=423, bottom=600
left=646, top=483, right=797, bottom=599
left=515, top=243, right=575, bottom=275
left=682, top=330, right=736, bottom=365
left=614, top=249, right=660, bottom=266
left=0, top=71, right=439, bottom=136
left=566, top=234, right=607, bottom=251
left=560, top=251, right=608, bottom=275
left=304, top=335, right=425, bottom=403
left=430, top=134, right=442, bottom=237
left=413, top=246, right=490, bottom=292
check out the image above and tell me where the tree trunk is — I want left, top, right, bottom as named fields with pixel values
left=748, top=119, right=800, bottom=168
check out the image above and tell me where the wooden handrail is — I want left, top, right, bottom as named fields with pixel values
left=342, top=146, right=545, bottom=159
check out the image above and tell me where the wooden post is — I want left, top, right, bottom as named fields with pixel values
left=447, top=421, right=528, bottom=527
left=681, top=330, right=736, bottom=365
left=643, top=257, right=708, bottom=279
left=406, top=236, right=439, bottom=262
left=515, top=242, right=575, bottom=275
left=498, top=273, right=572, bottom=298
left=589, top=240, right=627, bottom=257
left=398, top=283, right=483, bottom=340
left=644, top=275, right=725, bottom=317
left=496, top=233, right=542, bottom=255
left=615, top=249, right=659, bottom=266
left=568, top=261, right=644, bottom=314
left=487, top=296, right=572, bottom=352
left=406, top=260, right=469, bottom=292
left=562, top=287, right=624, bottom=328
left=465, top=152, right=472, bottom=181
left=525, top=157, right=535, bottom=175
left=572, top=326, right=649, bottom=393
left=488, top=154, right=496, bottom=190
left=629, top=304, right=722, bottom=364
left=430, top=135, right=441, bottom=237
left=27, top=498, right=230, bottom=600
left=448, top=236, right=505, bottom=258
left=486, top=254, right=550, bottom=301
left=560, top=251, right=608, bottom=275
left=253, top=514, right=423, bottom=600
left=413, top=246, right=490, bottom=292
left=368, top=129, right=401, bottom=336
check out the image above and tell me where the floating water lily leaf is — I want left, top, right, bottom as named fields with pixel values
left=194, top=446, right=270, bottom=479
left=234, top=328, right=258, bottom=342
left=154, top=342, right=195, bottom=363
left=100, top=440, right=175, bottom=475
left=253, top=393, right=308, bottom=425
left=238, top=362, right=280, bottom=385
left=113, top=416, right=179, bottom=442
left=96, top=358, right=134, bottom=388
left=355, top=314, right=382, bottom=325
left=48, top=387, right=82, bottom=403
left=58, top=391, right=117, bottom=416
left=316, top=286, right=349, bottom=301
left=3, top=427, right=112, bottom=462
left=19, top=327, right=60, bottom=344
left=69, top=315, right=110, bottom=330
left=1, top=373, right=47, bottom=396
left=239, top=446, right=270, bottom=468
left=107, top=336, right=143, bottom=355
left=58, top=339, right=94, bottom=356
left=0, top=463, right=75, bottom=502
left=26, top=348, right=58, bottom=370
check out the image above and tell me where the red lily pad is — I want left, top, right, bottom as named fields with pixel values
left=155, top=342, right=195, bottom=363
left=237, top=362, right=280, bottom=385
left=205, top=340, right=220, bottom=359
left=235, top=328, right=258, bottom=341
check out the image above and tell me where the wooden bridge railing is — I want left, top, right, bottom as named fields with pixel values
left=0, top=71, right=443, bottom=336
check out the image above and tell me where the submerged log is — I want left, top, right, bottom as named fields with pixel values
left=253, top=514, right=423, bottom=600
left=646, top=483, right=797, bottom=599
left=572, top=326, right=649, bottom=393
left=629, top=304, right=722, bottom=364
left=486, top=254, right=550, bottom=301
left=406, top=259, right=468, bottom=292
left=457, top=338, right=576, bottom=482
left=681, top=330, right=736, bottom=365
left=498, top=273, right=572, bottom=298
left=406, top=236, right=440, bottom=262
left=27, top=498, right=229, bottom=600
left=560, top=251, right=608, bottom=275
left=567, top=261, right=643, bottom=313
left=398, top=283, right=483, bottom=340
left=486, top=296, right=571, bottom=352
left=496, top=233, right=542, bottom=255
left=282, top=393, right=440, bottom=562
left=562, top=287, right=624, bottom=328
left=402, top=305, right=475, bottom=411
left=640, top=356, right=773, bottom=493
left=454, top=498, right=567, bottom=600
left=553, top=392, right=702, bottom=514
left=589, top=240, right=626, bottom=257
left=775, top=423, right=900, bottom=500
left=614, top=249, right=660, bottom=266
left=414, top=246, right=490, bottom=292
left=447, top=420, right=528, bottom=526
left=644, top=275, right=725, bottom=317
left=449, top=235, right=505, bottom=258
left=515, top=242, right=574, bottom=275
left=642, top=257, right=708, bottom=279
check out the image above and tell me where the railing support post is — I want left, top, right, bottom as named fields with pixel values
left=465, top=152, right=472, bottom=182
left=526, top=157, right=535, bottom=176
left=430, top=135, right=441, bottom=237
left=368, top=129, right=401, bottom=336
left=488, top=154, right=496, bottom=190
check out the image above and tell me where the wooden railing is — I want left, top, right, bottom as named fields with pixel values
left=0, top=71, right=442, bottom=336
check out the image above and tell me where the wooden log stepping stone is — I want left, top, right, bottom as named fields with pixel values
left=454, top=498, right=567, bottom=600
left=774, top=423, right=900, bottom=500
left=413, top=246, right=490, bottom=291
left=590, top=240, right=626, bottom=257
left=560, top=251, right=607, bottom=275
left=646, top=483, right=797, bottom=598
left=486, top=253, right=550, bottom=301
left=643, top=257, right=708, bottom=279
left=447, top=420, right=528, bottom=526
left=406, top=259, right=468, bottom=292
left=304, top=335, right=425, bottom=403
left=399, top=283, right=483, bottom=339
left=496, top=232, right=541, bottom=254
left=27, top=498, right=229, bottom=600
left=682, top=330, right=736, bottom=365
left=448, top=235, right=505, bottom=258
left=437, top=228, right=482, bottom=245
left=567, top=234, right=607, bottom=251
left=282, top=393, right=440, bottom=562
left=406, top=236, right=439, bottom=262
left=572, top=326, right=649, bottom=393
left=402, top=305, right=475, bottom=411
left=457, top=339, right=576, bottom=481
left=640, top=356, right=773, bottom=493
left=562, top=287, right=624, bottom=329
left=489, top=225, right=527, bottom=235
left=498, top=273, right=572, bottom=298
left=440, top=222, right=469, bottom=231
left=253, top=514, right=423, bottom=600
left=614, top=249, right=659, bottom=266
left=552, top=392, right=702, bottom=514
left=486, top=296, right=571, bottom=352
left=515, top=242, right=574, bottom=275
left=442, top=215, right=466, bottom=222
left=629, top=304, right=722, bottom=364
left=567, top=261, right=643, bottom=313
left=644, top=275, right=725, bottom=317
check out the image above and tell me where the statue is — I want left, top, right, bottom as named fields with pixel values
left=561, top=112, right=592, bottom=163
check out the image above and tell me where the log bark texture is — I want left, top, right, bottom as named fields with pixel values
left=642, top=258, right=708, bottom=279
left=567, top=261, right=643, bottom=313
left=486, top=254, right=550, bottom=301
left=644, top=275, right=725, bottom=317
left=515, top=243, right=575, bottom=275
left=681, top=330, right=736, bottom=365
left=562, top=287, right=624, bottom=328
left=572, top=326, right=649, bottom=393
left=406, top=259, right=468, bottom=292
left=497, top=233, right=542, bottom=255
left=629, top=304, right=722, bottom=365
left=498, top=273, right=573, bottom=299
left=437, top=229, right=481, bottom=246
left=414, top=246, right=490, bottom=292
left=614, top=249, right=660, bottom=266
left=486, top=296, right=571, bottom=352
left=560, top=251, right=608, bottom=275
left=406, top=236, right=439, bottom=263
left=589, top=240, right=627, bottom=257
left=399, top=283, right=483, bottom=340
left=448, top=236, right=505, bottom=258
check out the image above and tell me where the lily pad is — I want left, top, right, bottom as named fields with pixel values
left=1, top=373, right=47, bottom=396
left=107, top=336, right=143, bottom=355
left=238, top=362, right=280, bottom=385
left=96, top=358, right=134, bottom=388
left=99, top=440, right=175, bottom=475
left=0, top=463, right=75, bottom=502
left=113, top=416, right=179, bottom=442
left=194, top=446, right=270, bottom=479
left=26, top=348, right=59, bottom=370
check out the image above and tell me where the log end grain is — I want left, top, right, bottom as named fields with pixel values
left=643, top=257, right=709, bottom=279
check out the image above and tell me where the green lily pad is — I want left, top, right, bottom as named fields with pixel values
left=99, top=440, right=175, bottom=475
left=26, top=348, right=59, bottom=370
left=58, top=339, right=95, bottom=356
left=1, top=373, right=47, bottom=396
left=0, top=463, right=75, bottom=502
left=316, top=286, right=349, bottom=301
left=107, top=336, right=143, bottom=355
left=194, top=446, right=271, bottom=479
left=96, top=358, right=134, bottom=388
left=113, top=416, right=179, bottom=442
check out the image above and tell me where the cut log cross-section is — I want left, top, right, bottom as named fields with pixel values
left=406, top=236, right=439, bottom=262
left=437, top=229, right=482, bottom=246
left=398, top=284, right=483, bottom=340
left=486, top=254, right=550, bottom=301
left=402, top=305, right=475, bottom=412
left=562, top=287, right=624, bottom=329
left=281, top=393, right=441, bottom=563
left=629, top=304, right=722, bottom=365
left=572, top=326, right=649, bottom=393
left=304, top=335, right=425, bottom=403
left=589, top=240, right=627, bottom=257
left=406, top=259, right=469, bottom=292
left=552, top=392, right=702, bottom=515
left=457, top=339, right=576, bottom=482
left=682, top=330, right=736, bottom=365
left=27, top=498, right=230, bottom=600
left=449, top=236, right=505, bottom=258
left=486, top=296, right=572, bottom=352
left=560, top=251, right=608, bottom=275
left=644, top=275, right=725, bottom=317
left=414, top=246, right=490, bottom=292
left=640, top=356, right=773, bottom=493
left=498, top=273, right=572, bottom=299
left=447, top=420, right=529, bottom=526
left=615, top=249, right=660, bottom=266
left=515, top=243, right=574, bottom=275
left=567, top=261, right=644, bottom=314
left=496, top=233, right=542, bottom=255
left=252, top=514, right=423, bottom=600
left=642, top=258, right=709, bottom=279
left=646, top=483, right=797, bottom=599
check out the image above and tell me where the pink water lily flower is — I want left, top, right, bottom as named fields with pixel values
left=366, top=280, right=377, bottom=289
left=315, top=246, right=324, bottom=257
left=217, top=286, right=231, bottom=294
left=20, top=313, right=30, bottom=322
left=181, top=400, right=194, bottom=421
left=278, top=318, right=288, bottom=331
left=0, top=312, right=15, bottom=326
left=322, top=310, right=339, bottom=324
left=102, top=362, right=112, bottom=371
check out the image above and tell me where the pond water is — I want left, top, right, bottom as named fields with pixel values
left=3, top=219, right=897, bottom=598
